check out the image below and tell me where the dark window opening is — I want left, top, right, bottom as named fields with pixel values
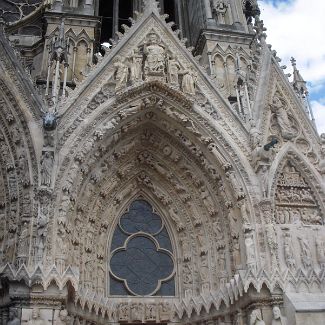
left=119, top=0, right=133, bottom=32
left=98, top=0, right=114, bottom=43
left=163, top=0, right=178, bottom=29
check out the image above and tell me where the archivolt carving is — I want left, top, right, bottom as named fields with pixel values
left=47, top=97, right=257, bottom=297
left=0, top=83, right=39, bottom=268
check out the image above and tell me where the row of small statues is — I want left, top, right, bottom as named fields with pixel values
left=250, top=307, right=287, bottom=325
left=7, top=306, right=286, bottom=325
left=112, top=32, right=197, bottom=95
left=8, top=308, right=69, bottom=325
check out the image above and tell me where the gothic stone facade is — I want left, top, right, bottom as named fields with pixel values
left=0, top=1, right=325, bottom=325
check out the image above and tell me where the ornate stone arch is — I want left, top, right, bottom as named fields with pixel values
left=0, top=80, right=40, bottom=268
left=47, top=84, right=261, bottom=300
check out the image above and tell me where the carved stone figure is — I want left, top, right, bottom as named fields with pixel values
left=167, top=55, right=181, bottom=86
left=144, top=32, right=166, bottom=75
left=212, top=0, right=228, bottom=24
left=8, top=309, right=20, bottom=325
left=181, top=67, right=196, bottom=95
left=249, top=120, right=261, bottom=148
left=272, top=306, right=287, bottom=325
left=54, top=309, right=69, bottom=325
left=298, top=236, right=312, bottom=270
left=270, top=95, right=294, bottom=140
left=169, top=208, right=185, bottom=231
left=244, top=231, right=256, bottom=267
left=129, top=49, right=143, bottom=83
left=113, top=56, right=129, bottom=90
left=27, top=308, right=47, bottom=325
left=250, top=309, right=265, bottom=325
left=316, top=237, right=325, bottom=269
left=40, top=151, right=54, bottom=187
left=199, top=254, right=210, bottom=282
left=283, top=232, right=296, bottom=270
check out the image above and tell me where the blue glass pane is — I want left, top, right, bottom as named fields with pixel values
left=155, top=227, right=173, bottom=252
left=111, top=226, right=128, bottom=251
left=155, top=277, right=175, bottom=296
left=110, top=236, right=174, bottom=296
left=110, top=274, right=129, bottom=295
left=120, top=200, right=162, bottom=234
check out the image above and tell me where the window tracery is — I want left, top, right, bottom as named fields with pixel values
left=109, top=199, right=175, bottom=296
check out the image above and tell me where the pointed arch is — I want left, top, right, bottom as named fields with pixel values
left=268, top=144, right=325, bottom=226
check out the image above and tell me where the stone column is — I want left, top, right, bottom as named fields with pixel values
left=113, top=0, right=119, bottom=38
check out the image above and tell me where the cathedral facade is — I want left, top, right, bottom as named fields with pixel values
left=0, top=0, right=325, bottom=324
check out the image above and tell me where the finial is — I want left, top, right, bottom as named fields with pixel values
left=290, top=57, right=297, bottom=70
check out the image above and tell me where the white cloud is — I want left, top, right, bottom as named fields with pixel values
left=259, top=0, right=325, bottom=134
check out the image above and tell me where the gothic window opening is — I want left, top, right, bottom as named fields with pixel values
left=98, top=0, right=133, bottom=44
left=109, top=199, right=175, bottom=296
left=163, top=0, right=178, bottom=28
left=98, top=0, right=114, bottom=44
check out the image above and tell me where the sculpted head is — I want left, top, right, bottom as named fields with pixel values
left=9, top=309, right=18, bottom=320
left=273, top=306, right=281, bottom=319
left=148, top=32, right=159, bottom=44
left=59, top=309, right=68, bottom=320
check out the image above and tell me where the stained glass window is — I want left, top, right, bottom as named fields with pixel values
left=109, top=199, right=175, bottom=296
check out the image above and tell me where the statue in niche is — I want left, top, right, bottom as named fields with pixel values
left=249, top=120, right=261, bottom=149
left=272, top=306, right=287, bottom=325
left=17, top=222, right=29, bottom=257
left=113, top=56, right=129, bottom=90
left=181, top=67, right=197, bottom=95
left=250, top=309, right=265, bottom=325
left=168, top=208, right=184, bottom=231
left=145, top=304, right=156, bottom=321
left=159, top=302, right=171, bottom=322
left=270, top=95, right=295, bottom=140
left=298, top=236, right=312, bottom=269
left=199, top=254, right=209, bottom=282
left=167, top=55, right=181, bottom=86
left=40, top=151, right=54, bottom=187
left=54, top=310, right=70, bottom=325
left=131, top=303, right=143, bottom=322
left=212, top=0, right=229, bottom=24
left=316, top=237, right=325, bottom=269
left=244, top=231, right=256, bottom=267
left=283, top=232, right=296, bottom=270
left=27, top=308, right=47, bottom=325
left=144, top=32, right=166, bottom=76
left=129, top=48, right=143, bottom=84
left=8, top=309, right=20, bottom=325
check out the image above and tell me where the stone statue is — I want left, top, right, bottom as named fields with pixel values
left=181, top=67, right=196, bottom=95
left=8, top=309, right=20, bottom=325
left=212, top=0, right=228, bottom=24
left=298, top=236, right=312, bottom=270
left=316, top=237, right=325, bottom=269
left=244, top=232, right=256, bottom=267
left=144, top=32, right=166, bottom=75
left=129, top=49, right=143, bottom=84
left=113, top=56, right=129, bottom=90
left=167, top=55, right=181, bottom=86
left=250, top=309, right=265, bottom=325
left=270, top=95, right=294, bottom=140
left=17, top=222, right=29, bottom=257
left=54, top=309, right=69, bottom=325
left=40, top=151, right=54, bottom=187
left=249, top=120, right=261, bottom=149
left=272, top=306, right=287, bottom=325
left=27, top=308, right=47, bottom=325
left=283, top=232, right=296, bottom=270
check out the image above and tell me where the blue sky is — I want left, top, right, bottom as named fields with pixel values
left=259, top=0, right=325, bottom=134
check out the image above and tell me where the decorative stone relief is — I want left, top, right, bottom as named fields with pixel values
left=275, top=162, right=323, bottom=225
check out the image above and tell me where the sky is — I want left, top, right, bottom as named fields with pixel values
left=258, top=0, right=325, bottom=135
